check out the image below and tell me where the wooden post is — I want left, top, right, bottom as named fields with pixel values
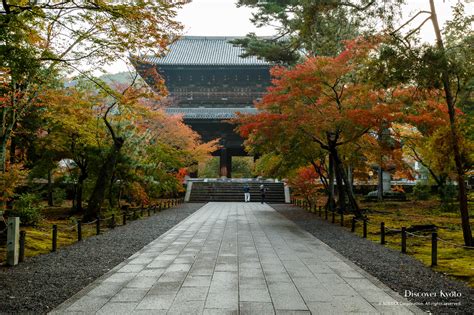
left=363, top=219, right=367, bottom=238
left=340, top=211, right=344, bottom=226
left=123, top=212, right=127, bottom=225
left=351, top=217, right=356, bottom=233
left=331, top=209, right=335, bottom=224
left=319, top=206, right=322, bottom=217
left=159, top=204, right=162, bottom=212
left=19, top=231, right=26, bottom=263
left=96, top=217, right=101, bottom=235
left=77, top=220, right=82, bottom=241
left=380, top=222, right=385, bottom=245
left=111, top=214, right=116, bottom=229
left=52, top=225, right=58, bottom=252
left=401, top=227, right=407, bottom=253
left=7, top=217, right=20, bottom=266
left=431, top=232, right=438, bottom=266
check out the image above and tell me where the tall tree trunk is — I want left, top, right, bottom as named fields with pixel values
left=0, top=135, right=8, bottom=174
left=9, top=135, right=15, bottom=164
left=333, top=150, right=346, bottom=213
left=347, top=164, right=354, bottom=194
left=0, top=136, right=8, bottom=211
left=75, top=170, right=87, bottom=213
left=47, top=168, right=53, bottom=206
left=117, top=182, right=123, bottom=208
left=108, top=173, right=116, bottom=208
left=328, top=153, right=336, bottom=212
left=332, top=149, right=363, bottom=217
left=71, top=184, right=77, bottom=211
left=84, top=140, right=123, bottom=221
left=429, top=0, right=472, bottom=246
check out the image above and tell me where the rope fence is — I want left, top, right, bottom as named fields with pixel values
left=291, top=197, right=474, bottom=268
left=0, top=198, right=185, bottom=266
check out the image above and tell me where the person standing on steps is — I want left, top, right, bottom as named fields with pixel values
left=260, top=184, right=268, bottom=204
left=243, top=184, right=251, bottom=202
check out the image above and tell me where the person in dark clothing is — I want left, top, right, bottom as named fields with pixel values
left=260, top=184, right=268, bottom=204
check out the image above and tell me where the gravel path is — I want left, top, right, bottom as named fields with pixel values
left=0, top=203, right=204, bottom=314
left=272, top=204, right=474, bottom=314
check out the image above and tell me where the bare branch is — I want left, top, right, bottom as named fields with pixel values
left=390, top=10, right=432, bottom=35
left=103, top=72, right=139, bottom=144
left=404, top=16, right=432, bottom=39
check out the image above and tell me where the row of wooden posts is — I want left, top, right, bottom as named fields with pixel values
left=12, top=198, right=184, bottom=265
left=291, top=198, right=439, bottom=267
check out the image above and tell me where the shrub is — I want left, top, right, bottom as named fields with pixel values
left=10, top=193, right=43, bottom=226
left=53, top=188, right=67, bottom=206
left=413, top=183, right=431, bottom=200
left=288, top=166, right=322, bottom=205
left=440, top=184, right=457, bottom=212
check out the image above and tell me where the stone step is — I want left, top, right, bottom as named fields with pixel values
left=188, top=181, right=286, bottom=203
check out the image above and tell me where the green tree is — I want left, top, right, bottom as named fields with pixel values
left=233, top=0, right=403, bottom=63
left=37, top=82, right=107, bottom=212
left=383, top=1, right=473, bottom=245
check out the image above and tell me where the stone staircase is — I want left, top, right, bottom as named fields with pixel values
left=187, top=181, right=287, bottom=203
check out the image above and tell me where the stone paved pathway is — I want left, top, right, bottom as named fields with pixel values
left=53, top=203, right=421, bottom=314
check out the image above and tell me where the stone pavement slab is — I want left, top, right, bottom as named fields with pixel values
left=52, top=202, right=422, bottom=314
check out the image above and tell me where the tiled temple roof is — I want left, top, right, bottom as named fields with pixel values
left=165, top=107, right=258, bottom=119
left=144, top=37, right=271, bottom=66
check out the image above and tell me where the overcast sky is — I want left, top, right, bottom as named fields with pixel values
left=104, top=0, right=472, bottom=74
